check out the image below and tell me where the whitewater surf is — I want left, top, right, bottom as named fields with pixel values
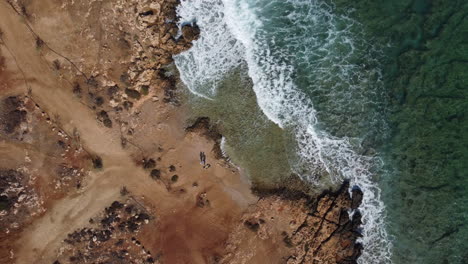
left=174, top=0, right=393, bottom=263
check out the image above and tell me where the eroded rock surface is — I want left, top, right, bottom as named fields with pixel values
left=222, top=181, right=363, bottom=264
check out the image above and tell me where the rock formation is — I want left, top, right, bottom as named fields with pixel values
left=221, top=181, right=363, bottom=264
left=0, top=0, right=364, bottom=263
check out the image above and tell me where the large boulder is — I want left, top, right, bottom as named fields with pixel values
left=351, top=186, right=364, bottom=210
left=181, top=23, right=200, bottom=42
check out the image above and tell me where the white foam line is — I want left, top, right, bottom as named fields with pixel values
left=174, top=0, right=393, bottom=263
left=174, top=0, right=244, bottom=99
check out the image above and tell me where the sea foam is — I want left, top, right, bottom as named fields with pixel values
left=174, top=0, right=244, bottom=99
left=174, top=0, right=392, bottom=263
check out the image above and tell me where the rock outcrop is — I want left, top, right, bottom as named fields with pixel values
left=285, top=181, right=363, bottom=264
left=221, top=181, right=364, bottom=264
left=182, top=23, right=201, bottom=43
left=186, top=117, right=224, bottom=159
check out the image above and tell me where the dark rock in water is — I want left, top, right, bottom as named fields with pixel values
left=351, top=210, right=363, bottom=232
left=181, top=23, right=200, bottom=42
left=351, top=186, right=363, bottom=209
left=339, top=208, right=350, bottom=225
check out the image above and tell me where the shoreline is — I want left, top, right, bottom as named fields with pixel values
left=0, top=0, right=364, bottom=263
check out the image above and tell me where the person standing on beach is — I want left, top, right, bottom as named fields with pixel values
left=199, top=151, right=206, bottom=165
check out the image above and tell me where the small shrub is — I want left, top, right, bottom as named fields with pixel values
left=35, top=37, right=44, bottom=49
left=107, top=85, right=119, bottom=97
left=92, top=156, right=103, bottom=169
left=170, top=175, right=178, bottom=182
left=97, top=111, right=112, bottom=128
left=150, top=169, right=161, bottom=180
left=103, top=118, right=112, bottom=128
left=95, top=96, right=104, bottom=106
left=283, top=236, right=293, bottom=247
left=143, top=159, right=156, bottom=169
left=57, top=140, right=66, bottom=148
left=120, top=73, right=129, bottom=84
left=125, top=88, right=141, bottom=100
left=53, top=59, right=61, bottom=70
left=21, top=5, right=30, bottom=18
left=141, top=85, right=149, bottom=95
left=98, top=110, right=109, bottom=120
left=0, top=199, right=9, bottom=211
left=123, top=101, right=133, bottom=110
left=87, top=76, right=99, bottom=88
left=72, top=83, right=82, bottom=97
left=244, top=220, right=260, bottom=232
left=120, top=186, right=129, bottom=196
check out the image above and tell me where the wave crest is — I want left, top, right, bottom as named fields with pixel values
left=174, top=0, right=393, bottom=263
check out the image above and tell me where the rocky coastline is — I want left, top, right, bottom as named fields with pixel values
left=0, top=0, right=363, bottom=263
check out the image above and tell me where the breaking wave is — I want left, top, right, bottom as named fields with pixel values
left=174, top=0, right=392, bottom=263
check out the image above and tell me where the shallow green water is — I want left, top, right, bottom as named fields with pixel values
left=183, top=68, right=294, bottom=188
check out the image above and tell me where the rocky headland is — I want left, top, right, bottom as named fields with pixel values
left=0, top=0, right=363, bottom=263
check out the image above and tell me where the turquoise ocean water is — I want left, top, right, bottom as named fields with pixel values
left=173, top=0, right=468, bottom=263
